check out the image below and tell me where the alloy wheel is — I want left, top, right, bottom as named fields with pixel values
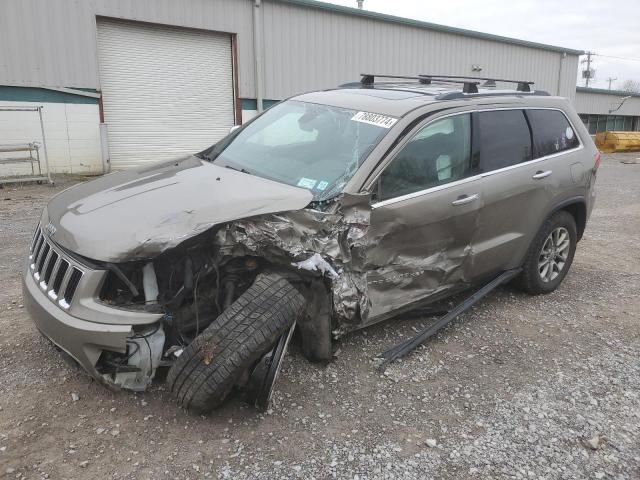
left=538, top=227, right=571, bottom=283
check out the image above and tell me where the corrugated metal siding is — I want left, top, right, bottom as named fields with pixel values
left=0, top=0, right=98, bottom=89
left=261, top=1, right=579, bottom=100
left=575, top=91, right=640, bottom=116
left=1, top=0, right=580, bottom=101
left=0, top=0, right=255, bottom=97
left=97, top=18, right=234, bottom=168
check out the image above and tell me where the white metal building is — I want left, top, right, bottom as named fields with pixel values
left=0, top=0, right=629, bottom=176
left=575, top=87, right=640, bottom=134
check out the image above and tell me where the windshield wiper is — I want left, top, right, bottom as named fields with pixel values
left=224, top=164, right=251, bottom=174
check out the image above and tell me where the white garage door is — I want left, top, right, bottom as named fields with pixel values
left=97, top=19, right=234, bottom=169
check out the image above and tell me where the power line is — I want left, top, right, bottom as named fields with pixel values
left=594, top=53, right=640, bottom=63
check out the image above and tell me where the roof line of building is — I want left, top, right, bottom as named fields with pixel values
left=576, top=86, right=640, bottom=98
left=273, top=0, right=585, bottom=56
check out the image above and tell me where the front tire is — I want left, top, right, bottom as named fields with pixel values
left=515, top=210, right=577, bottom=295
left=167, top=273, right=305, bottom=413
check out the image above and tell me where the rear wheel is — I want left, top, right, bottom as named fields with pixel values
left=515, top=210, right=577, bottom=295
left=167, top=273, right=305, bottom=413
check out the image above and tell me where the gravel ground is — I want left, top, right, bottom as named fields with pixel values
left=0, top=153, right=639, bottom=479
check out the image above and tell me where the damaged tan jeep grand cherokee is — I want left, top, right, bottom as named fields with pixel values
left=24, top=74, right=599, bottom=412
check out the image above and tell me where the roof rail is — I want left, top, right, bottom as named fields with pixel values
left=360, top=74, right=428, bottom=85
left=435, top=90, right=550, bottom=100
left=418, top=74, right=534, bottom=92
left=359, top=73, right=480, bottom=94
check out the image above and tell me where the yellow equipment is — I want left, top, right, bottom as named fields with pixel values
left=595, top=131, right=640, bottom=153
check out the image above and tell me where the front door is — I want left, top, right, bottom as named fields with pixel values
left=362, top=112, right=482, bottom=324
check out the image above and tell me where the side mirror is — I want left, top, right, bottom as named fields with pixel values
left=229, top=125, right=240, bottom=134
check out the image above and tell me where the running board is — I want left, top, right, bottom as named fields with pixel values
left=377, top=268, right=522, bottom=370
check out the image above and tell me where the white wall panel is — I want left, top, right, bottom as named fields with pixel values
left=0, top=101, right=102, bottom=176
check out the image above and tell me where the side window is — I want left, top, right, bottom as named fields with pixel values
left=477, top=110, right=532, bottom=172
left=526, top=109, right=580, bottom=158
left=378, top=114, right=473, bottom=201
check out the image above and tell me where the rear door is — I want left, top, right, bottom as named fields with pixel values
left=363, top=112, right=482, bottom=323
left=472, top=108, right=581, bottom=277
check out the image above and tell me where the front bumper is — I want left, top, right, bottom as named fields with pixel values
left=23, top=261, right=163, bottom=390
left=23, top=222, right=165, bottom=387
left=23, top=270, right=132, bottom=381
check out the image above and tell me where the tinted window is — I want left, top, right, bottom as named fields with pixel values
left=378, top=114, right=473, bottom=200
left=527, top=109, right=580, bottom=157
left=478, top=110, right=532, bottom=172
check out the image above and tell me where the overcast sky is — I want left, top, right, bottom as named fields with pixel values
left=327, top=0, right=640, bottom=90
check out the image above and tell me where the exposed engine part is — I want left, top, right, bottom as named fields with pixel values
left=110, top=324, right=165, bottom=391
left=165, top=345, right=184, bottom=357
left=105, top=262, right=140, bottom=297
left=142, top=262, right=159, bottom=304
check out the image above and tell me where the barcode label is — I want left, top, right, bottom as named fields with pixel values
left=351, top=111, right=398, bottom=129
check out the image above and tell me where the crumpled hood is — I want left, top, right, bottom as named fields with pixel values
left=45, top=156, right=313, bottom=262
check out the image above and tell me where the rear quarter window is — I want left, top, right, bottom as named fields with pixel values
left=526, top=109, right=580, bottom=158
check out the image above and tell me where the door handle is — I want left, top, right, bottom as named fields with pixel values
left=451, top=193, right=479, bottom=206
left=532, top=170, right=552, bottom=179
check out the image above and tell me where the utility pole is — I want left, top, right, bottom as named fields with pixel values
left=606, top=77, right=617, bottom=90
left=581, top=51, right=595, bottom=87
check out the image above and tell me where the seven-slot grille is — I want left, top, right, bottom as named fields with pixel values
left=29, top=226, right=84, bottom=309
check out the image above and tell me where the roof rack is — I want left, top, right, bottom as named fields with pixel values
left=418, top=74, right=534, bottom=92
left=360, top=73, right=480, bottom=93
left=348, top=73, right=545, bottom=98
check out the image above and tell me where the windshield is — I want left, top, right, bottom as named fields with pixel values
left=203, top=100, right=395, bottom=200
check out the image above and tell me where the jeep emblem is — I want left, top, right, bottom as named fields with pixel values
left=45, top=222, right=57, bottom=236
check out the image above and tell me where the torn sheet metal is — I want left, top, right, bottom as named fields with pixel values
left=215, top=193, right=371, bottom=330
left=215, top=192, right=474, bottom=336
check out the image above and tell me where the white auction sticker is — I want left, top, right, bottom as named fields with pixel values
left=351, top=111, right=398, bottom=129
left=297, top=177, right=317, bottom=189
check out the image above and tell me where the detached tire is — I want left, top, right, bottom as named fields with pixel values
left=167, top=273, right=305, bottom=413
left=515, top=210, right=577, bottom=295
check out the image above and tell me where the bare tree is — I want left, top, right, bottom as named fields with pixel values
left=620, top=79, right=640, bottom=93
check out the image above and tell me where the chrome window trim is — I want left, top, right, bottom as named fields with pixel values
left=370, top=106, right=584, bottom=209
left=372, top=174, right=481, bottom=208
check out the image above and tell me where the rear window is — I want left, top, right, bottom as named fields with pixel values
left=526, top=109, right=580, bottom=158
left=477, top=110, right=532, bottom=172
